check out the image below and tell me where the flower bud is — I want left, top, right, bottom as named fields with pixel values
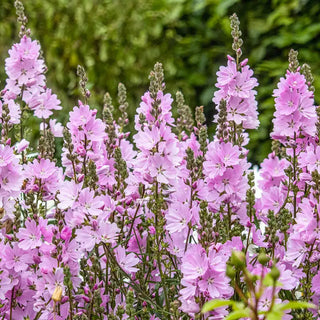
left=269, top=266, right=280, bottom=281
left=230, top=251, right=246, bottom=270
left=52, top=285, right=63, bottom=302
left=257, top=252, right=270, bottom=266
left=226, top=264, right=236, bottom=279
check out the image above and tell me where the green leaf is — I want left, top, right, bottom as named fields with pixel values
left=233, top=302, right=246, bottom=311
left=280, top=301, right=317, bottom=311
left=225, top=309, right=251, bottom=320
left=202, top=299, right=234, bottom=313
left=266, top=310, right=283, bottom=320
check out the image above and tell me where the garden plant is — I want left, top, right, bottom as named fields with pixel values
left=0, top=2, right=320, bottom=319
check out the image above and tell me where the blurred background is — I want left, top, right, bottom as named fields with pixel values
left=1, top=0, right=320, bottom=164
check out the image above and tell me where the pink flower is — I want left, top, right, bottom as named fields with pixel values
left=0, top=145, right=15, bottom=167
left=0, top=270, right=14, bottom=300
left=27, top=158, right=57, bottom=180
left=77, top=188, right=104, bottom=216
left=16, top=219, right=43, bottom=250
left=285, top=234, right=308, bottom=267
left=115, top=246, right=139, bottom=273
left=198, top=269, right=233, bottom=299
left=5, top=35, right=45, bottom=93
left=204, top=141, right=241, bottom=178
left=213, top=58, right=259, bottom=130
left=15, top=139, right=30, bottom=153
left=28, top=88, right=61, bottom=119
left=271, top=71, right=317, bottom=141
left=166, top=202, right=192, bottom=234
left=299, top=145, right=320, bottom=173
left=57, top=180, right=82, bottom=210
left=216, top=59, right=237, bottom=86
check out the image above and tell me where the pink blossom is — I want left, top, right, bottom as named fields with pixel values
left=181, top=245, right=208, bottom=280
left=16, top=219, right=43, bottom=250
left=115, top=246, right=139, bottom=273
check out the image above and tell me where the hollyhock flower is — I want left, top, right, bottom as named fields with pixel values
left=312, top=272, right=320, bottom=299
left=115, top=246, right=139, bottom=273
left=259, top=154, right=289, bottom=190
left=76, top=188, right=104, bottom=217
left=166, top=202, right=192, bottom=234
left=96, top=158, right=117, bottom=188
left=134, top=125, right=161, bottom=152
left=166, top=232, right=186, bottom=258
left=76, top=221, right=119, bottom=252
left=294, top=199, right=316, bottom=234
left=285, top=234, right=308, bottom=267
left=198, top=268, right=233, bottom=299
left=49, top=119, right=64, bottom=137
left=135, top=91, right=175, bottom=129
left=271, top=71, right=317, bottom=141
left=43, top=268, right=65, bottom=296
left=149, top=154, right=177, bottom=184
left=257, top=287, right=280, bottom=313
left=251, top=225, right=267, bottom=248
left=211, top=166, right=245, bottom=197
left=5, top=35, right=45, bottom=93
left=98, top=221, right=119, bottom=244
left=27, top=158, right=57, bottom=180
left=68, top=102, right=94, bottom=128
left=259, top=186, right=286, bottom=212
left=16, top=219, right=43, bottom=250
left=0, top=270, right=14, bottom=300
left=227, top=68, right=258, bottom=99
left=127, top=231, right=147, bottom=255
left=0, top=164, right=23, bottom=196
left=0, top=144, right=15, bottom=166
left=4, top=243, right=33, bottom=272
left=299, top=145, right=320, bottom=173
left=277, top=263, right=298, bottom=290
left=0, top=196, right=16, bottom=223
left=179, top=297, right=200, bottom=315
left=28, top=88, right=61, bottom=119
left=62, top=239, right=82, bottom=266
left=203, top=141, right=241, bottom=178
left=179, top=278, right=197, bottom=300
left=58, top=180, right=82, bottom=210
left=213, top=57, right=259, bottom=130
left=181, top=245, right=208, bottom=280
left=60, top=225, right=73, bottom=241
left=216, top=58, right=237, bottom=86
left=15, top=138, right=29, bottom=153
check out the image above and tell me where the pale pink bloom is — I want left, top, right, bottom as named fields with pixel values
left=4, top=243, right=33, bottom=272
left=15, top=139, right=29, bottom=153
left=115, top=246, right=139, bottom=273
left=181, top=245, right=208, bottom=280
left=16, top=219, right=43, bottom=250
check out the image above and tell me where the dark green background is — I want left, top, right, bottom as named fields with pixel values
left=1, top=0, right=320, bottom=164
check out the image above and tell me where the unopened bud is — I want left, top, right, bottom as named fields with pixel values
left=257, top=252, right=270, bottom=266
left=230, top=250, right=246, bottom=270
left=269, top=266, right=280, bottom=281
left=226, top=264, right=236, bottom=279
left=52, top=285, right=63, bottom=302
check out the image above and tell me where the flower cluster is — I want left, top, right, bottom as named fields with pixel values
left=1, top=4, right=320, bottom=320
